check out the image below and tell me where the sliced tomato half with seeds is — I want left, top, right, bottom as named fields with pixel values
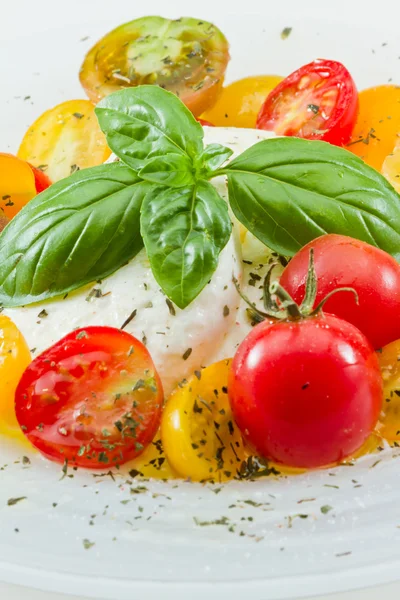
left=257, top=59, right=358, bottom=146
left=79, top=16, right=230, bottom=116
left=15, top=326, right=163, bottom=469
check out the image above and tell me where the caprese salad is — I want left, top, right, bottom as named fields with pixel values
left=1, top=16, right=400, bottom=483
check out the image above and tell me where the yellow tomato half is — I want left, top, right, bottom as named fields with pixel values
left=347, top=85, right=400, bottom=171
left=377, top=340, right=400, bottom=441
left=201, top=75, right=283, bottom=128
left=18, top=99, right=111, bottom=183
left=382, top=137, right=400, bottom=193
left=0, top=316, right=31, bottom=441
left=161, top=359, right=246, bottom=481
left=0, top=153, right=37, bottom=219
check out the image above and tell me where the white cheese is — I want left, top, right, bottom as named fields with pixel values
left=3, top=127, right=276, bottom=395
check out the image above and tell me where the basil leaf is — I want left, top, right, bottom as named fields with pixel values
left=138, top=154, right=195, bottom=187
left=95, top=86, right=204, bottom=173
left=225, top=137, right=400, bottom=259
left=0, top=163, right=153, bottom=307
left=141, top=181, right=232, bottom=309
left=199, top=143, right=233, bottom=174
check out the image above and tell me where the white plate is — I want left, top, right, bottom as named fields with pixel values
left=1, top=1, right=400, bottom=599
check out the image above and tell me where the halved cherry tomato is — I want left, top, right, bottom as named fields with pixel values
left=348, top=85, right=400, bottom=171
left=18, top=100, right=111, bottom=183
left=280, top=234, right=400, bottom=350
left=201, top=75, right=283, bottom=128
left=0, top=316, right=31, bottom=441
left=229, top=314, right=382, bottom=469
left=0, top=153, right=37, bottom=219
left=161, top=360, right=246, bottom=481
left=15, top=327, right=163, bottom=469
left=257, top=59, right=358, bottom=146
left=382, top=136, right=400, bottom=193
left=79, top=16, right=229, bottom=116
left=378, top=340, right=400, bottom=441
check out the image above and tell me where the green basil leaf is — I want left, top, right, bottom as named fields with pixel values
left=225, top=137, right=400, bottom=259
left=0, top=163, right=153, bottom=308
left=95, top=86, right=204, bottom=172
left=199, top=143, right=233, bottom=174
left=140, top=181, right=232, bottom=309
left=138, top=154, right=195, bottom=187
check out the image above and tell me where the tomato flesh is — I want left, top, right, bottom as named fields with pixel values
left=280, top=234, right=400, bottom=350
left=229, top=314, right=382, bottom=468
left=79, top=16, right=229, bottom=116
left=15, top=326, right=163, bottom=469
left=257, top=59, right=358, bottom=146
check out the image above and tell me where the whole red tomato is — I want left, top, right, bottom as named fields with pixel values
left=256, top=59, right=358, bottom=146
left=280, top=234, right=400, bottom=349
left=228, top=256, right=382, bottom=469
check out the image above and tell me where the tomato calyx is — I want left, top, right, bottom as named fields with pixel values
left=235, top=249, right=358, bottom=323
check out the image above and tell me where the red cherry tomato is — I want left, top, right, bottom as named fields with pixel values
left=196, top=118, right=215, bottom=127
left=280, top=234, right=400, bottom=350
left=29, top=164, right=52, bottom=193
left=256, top=59, right=358, bottom=146
left=229, top=314, right=382, bottom=469
left=15, top=326, right=163, bottom=469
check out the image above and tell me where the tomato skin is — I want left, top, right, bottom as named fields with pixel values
left=229, top=314, right=382, bottom=468
left=29, top=165, right=52, bottom=193
left=196, top=118, right=215, bottom=127
left=257, top=59, right=358, bottom=146
left=280, top=234, right=400, bottom=350
left=15, top=326, right=163, bottom=469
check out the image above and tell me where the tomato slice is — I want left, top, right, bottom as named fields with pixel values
left=18, top=99, right=111, bottom=183
left=0, top=153, right=37, bottom=219
left=79, top=16, right=229, bottom=116
left=0, top=316, right=31, bottom=441
left=257, top=59, right=359, bottom=146
left=15, top=327, right=163, bottom=469
left=161, top=360, right=246, bottom=482
left=377, top=339, right=400, bottom=441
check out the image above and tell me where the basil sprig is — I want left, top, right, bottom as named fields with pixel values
left=1, top=85, right=400, bottom=310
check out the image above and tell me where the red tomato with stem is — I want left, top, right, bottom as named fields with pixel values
left=15, top=326, right=163, bottom=469
left=280, top=234, right=400, bottom=350
left=229, top=254, right=382, bottom=469
left=256, top=59, right=358, bottom=146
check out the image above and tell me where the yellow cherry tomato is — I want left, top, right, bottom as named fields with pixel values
left=201, top=75, right=283, bottom=128
left=18, top=99, right=111, bottom=183
left=0, top=153, right=37, bottom=219
left=347, top=85, right=400, bottom=171
left=382, top=136, right=400, bottom=193
left=161, top=359, right=246, bottom=482
left=377, top=340, right=400, bottom=441
left=128, top=435, right=179, bottom=480
left=0, top=316, right=31, bottom=441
